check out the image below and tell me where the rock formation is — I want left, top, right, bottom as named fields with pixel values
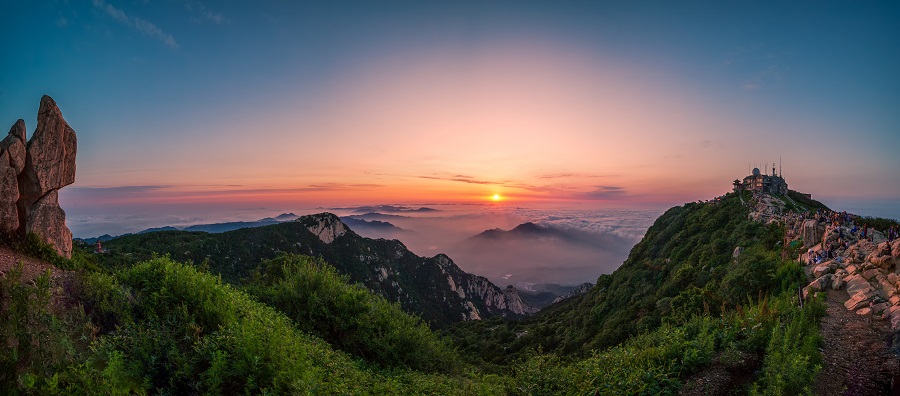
left=552, top=282, right=594, bottom=304
left=802, top=219, right=824, bottom=248
left=1, top=96, right=77, bottom=258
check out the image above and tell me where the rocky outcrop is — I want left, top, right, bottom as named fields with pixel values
left=0, top=120, right=27, bottom=234
left=1, top=96, right=77, bottom=258
left=802, top=219, right=824, bottom=248
left=301, top=213, right=348, bottom=244
left=434, top=253, right=538, bottom=317
left=552, top=282, right=594, bottom=304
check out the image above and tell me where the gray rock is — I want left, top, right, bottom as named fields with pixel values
left=19, top=95, right=77, bottom=206
left=1, top=119, right=27, bottom=173
left=23, top=191, right=72, bottom=258
left=0, top=150, right=19, bottom=233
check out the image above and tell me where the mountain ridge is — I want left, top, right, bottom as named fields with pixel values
left=93, top=212, right=536, bottom=325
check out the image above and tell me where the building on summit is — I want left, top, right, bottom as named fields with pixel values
left=733, top=164, right=788, bottom=195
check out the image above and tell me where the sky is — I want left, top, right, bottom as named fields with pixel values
left=2, top=1, right=899, bottom=225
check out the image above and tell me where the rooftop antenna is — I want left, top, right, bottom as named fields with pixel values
left=779, top=156, right=782, bottom=177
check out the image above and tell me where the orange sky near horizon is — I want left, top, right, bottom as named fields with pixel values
left=66, top=42, right=812, bottom=208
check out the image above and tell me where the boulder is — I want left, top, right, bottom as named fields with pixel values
left=802, top=219, right=824, bottom=248
left=856, top=307, right=873, bottom=316
left=862, top=268, right=881, bottom=280
left=813, top=262, right=834, bottom=278
left=891, top=309, right=900, bottom=330
left=2, top=96, right=78, bottom=258
left=890, top=295, right=900, bottom=306
left=18, top=95, right=77, bottom=206
left=732, top=246, right=743, bottom=260
left=1, top=119, right=27, bottom=173
left=0, top=150, right=19, bottom=233
left=23, top=191, right=72, bottom=259
left=845, top=275, right=874, bottom=296
left=845, top=291, right=874, bottom=311
left=832, top=275, right=845, bottom=290
left=878, top=276, right=897, bottom=297
left=872, top=302, right=891, bottom=316
left=804, top=274, right=833, bottom=298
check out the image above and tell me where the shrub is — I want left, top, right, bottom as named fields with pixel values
left=246, top=254, right=461, bottom=373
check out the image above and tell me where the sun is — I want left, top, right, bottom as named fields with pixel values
left=491, top=194, right=502, bottom=201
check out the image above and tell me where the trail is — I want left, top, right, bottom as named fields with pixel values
left=814, top=288, right=898, bottom=395
left=747, top=192, right=900, bottom=395
left=0, top=245, right=61, bottom=282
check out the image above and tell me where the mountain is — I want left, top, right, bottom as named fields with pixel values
left=444, top=190, right=849, bottom=393
left=127, top=214, right=408, bottom=240
left=331, top=205, right=439, bottom=214
left=182, top=219, right=280, bottom=233
left=449, top=221, right=635, bottom=285
left=550, top=282, right=593, bottom=304
left=339, top=216, right=411, bottom=240
left=514, top=282, right=588, bottom=308
left=274, top=212, right=299, bottom=221
left=138, top=226, right=179, bottom=234
left=76, top=234, right=115, bottom=245
left=97, top=213, right=536, bottom=326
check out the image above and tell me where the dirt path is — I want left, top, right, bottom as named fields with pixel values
left=814, top=289, right=899, bottom=395
left=0, top=245, right=61, bottom=282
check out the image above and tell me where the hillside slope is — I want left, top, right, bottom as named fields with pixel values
left=95, top=213, right=535, bottom=326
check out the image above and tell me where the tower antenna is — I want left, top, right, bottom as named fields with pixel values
left=779, top=156, right=782, bottom=177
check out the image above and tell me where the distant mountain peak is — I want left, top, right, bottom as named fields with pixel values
left=275, top=212, right=299, bottom=221
left=298, top=213, right=348, bottom=244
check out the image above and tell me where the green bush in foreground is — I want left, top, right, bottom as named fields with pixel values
left=247, top=254, right=461, bottom=373
left=509, top=292, right=823, bottom=395
left=1, top=256, right=503, bottom=394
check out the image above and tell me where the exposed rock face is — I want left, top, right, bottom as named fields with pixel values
left=552, top=282, right=594, bottom=304
left=433, top=253, right=538, bottom=317
left=0, top=120, right=28, bottom=233
left=802, top=219, right=824, bottom=248
left=302, top=213, right=347, bottom=244
left=1, top=96, right=77, bottom=258
left=19, top=96, right=77, bottom=204
left=0, top=150, right=20, bottom=233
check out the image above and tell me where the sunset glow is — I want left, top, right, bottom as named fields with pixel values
left=3, top=1, right=898, bottom=228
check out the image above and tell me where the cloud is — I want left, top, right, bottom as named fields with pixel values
left=538, top=173, right=616, bottom=179
left=184, top=1, right=229, bottom=24
left=56, top=16, right=68, bottom=28
left=68, top=185, right=170, bottom=194
left=576, top=186, right=627, bottom=200
left=92, top=0, right=179, bottom=48
left=417, top=175, right=502, bottom=185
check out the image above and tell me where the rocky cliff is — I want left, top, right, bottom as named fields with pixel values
left=551, top=282, right=594, bottom=304
left=0, top=96, right=76, bottom=258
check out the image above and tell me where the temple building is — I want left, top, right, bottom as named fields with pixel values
left=733, top=165, right=788, bottom=195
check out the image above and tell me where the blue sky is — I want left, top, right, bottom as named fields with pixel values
left=2, top=1, right=899, bottom=225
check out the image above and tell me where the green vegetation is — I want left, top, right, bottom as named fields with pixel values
left=92, top=216, right=520, bottom=326
left=0, top=254, right=503, bottom=394
left=2, top=191, right=828, bottom=394
left=786, top=190, right=829, bottom=212
left=245, top=254, right=460, bottom=373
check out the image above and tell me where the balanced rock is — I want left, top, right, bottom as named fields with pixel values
left=18, top=95, right=77, bottom=205
left=1, top=96, right=77, bottom=258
